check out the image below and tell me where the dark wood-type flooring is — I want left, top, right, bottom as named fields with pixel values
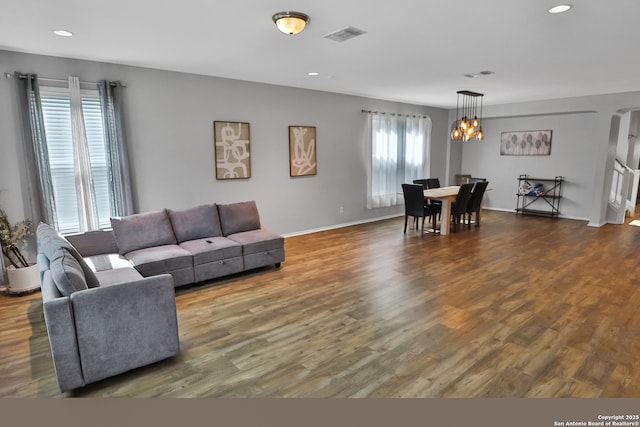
left=1, top=209, right=640, bottom=398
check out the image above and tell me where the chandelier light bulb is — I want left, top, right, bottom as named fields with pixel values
left=466, top=126, right=476, bottom=140
left=476, top=128, right=484, bottom=141
left=451, top=126, right=462, bottom=140
left=472, top=117, right=479, bottom=128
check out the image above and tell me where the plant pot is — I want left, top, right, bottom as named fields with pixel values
left=6, top=263, right=40, bottom=294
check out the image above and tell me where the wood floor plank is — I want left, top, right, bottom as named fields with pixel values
left=2, top=209, right=640, bottom=397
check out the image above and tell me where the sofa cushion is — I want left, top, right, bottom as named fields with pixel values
left=217, top=201, right=261, bottom=236
left=66, top=230, right=119, bottom=257
left=124, top=245, right=192, bottom=277
left=111, top=210, right=177, bottom=255
left=167, top=204, right=222, bottom=243
left=94, top=267, right=144, bottom=286
left=36, top=222, right=100, bottom=289
left=49, top=248, right=89, bottom=297
left=84, top=254, right=135, bottom=272
left=226, top=229, right=284, bottom=255
left=179, top=237, right=242, bottom=265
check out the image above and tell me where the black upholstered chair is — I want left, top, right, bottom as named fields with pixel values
left=466, top=177, right=487, bottom=184
left=465, top=180, right=489, bottom=229
left=426, top=178, right=441, bottom=189
left=414, top=178, right=442, bottom=219
left=412, top=179, right=429, bottom=189
left=450, top=183, right=474, bottom=233
left=402, top=183, right=439, bottom=235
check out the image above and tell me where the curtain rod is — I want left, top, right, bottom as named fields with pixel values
left=5, top=72, right=126, bottom=87
left=361, top=109, right=429, bottom=119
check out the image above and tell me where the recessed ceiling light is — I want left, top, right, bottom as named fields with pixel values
left=308, top=72, right=319, bottom=76
left=53, top=29, right=73, bottom=37
left=548, top=4, right=572, bottom=14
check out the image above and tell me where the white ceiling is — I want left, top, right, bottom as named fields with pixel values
left=1, top=0, right=639, bottom=108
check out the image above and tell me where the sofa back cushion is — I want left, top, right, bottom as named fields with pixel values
left=167, top=204, right=222, bottom=243
left=49, top=248, right=89, bottom=297
left=217, top=200, right=261, bottom=236
left=66, top=230, right=119, bottom=257
left=36, top=222, right=100, bottom=288
left=111, top=209, right=177, bottom=255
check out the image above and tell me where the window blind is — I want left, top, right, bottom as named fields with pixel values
left=40, top=88, right=111, bottom=234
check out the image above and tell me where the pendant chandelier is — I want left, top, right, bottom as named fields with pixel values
left=451, top=90, right=484, bottom=141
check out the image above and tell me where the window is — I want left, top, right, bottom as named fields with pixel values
left=367, top=114, right=431, bottom=208
left=40, top=86, right=111, bottom=234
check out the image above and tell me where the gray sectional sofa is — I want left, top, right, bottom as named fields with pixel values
left=37, top=200, right=284, bottom=392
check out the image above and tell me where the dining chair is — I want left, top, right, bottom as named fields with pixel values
left=450, top=183, right=474, bottom=233
left=402, top=183, right=439, bottom=236
left=465, top=180, right=489, bottom=229
left=466, top=177, right=487, bottom=184
left=412, top=179, right=429, bottom=189
left=420, top=178, right=442, bottom=219
left=426, top=178, right=441, bottom=189
left=412, top=179, right=441, bottom=218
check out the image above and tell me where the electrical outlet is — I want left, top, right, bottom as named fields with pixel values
left=339, top=206, right=344, bottom=215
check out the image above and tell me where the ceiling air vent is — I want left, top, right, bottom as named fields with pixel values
left=324, top=26, right=367, bottom=42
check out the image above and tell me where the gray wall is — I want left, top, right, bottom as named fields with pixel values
left=0, top=50, right=449, bottom=243
left=449, top=93, right=640, bottom=225
left=459, top=112, right=598, bottom=220
left=5, top=47, right=640, bottom=269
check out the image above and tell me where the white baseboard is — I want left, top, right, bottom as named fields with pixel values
left=282, top=213, right=403, bottom=238
left=472, top=206, right=591, bottom=223
left=283, top=207, right=595, bottom=238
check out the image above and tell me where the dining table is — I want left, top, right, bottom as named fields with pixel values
left=423, top=185, right=460, bottom=236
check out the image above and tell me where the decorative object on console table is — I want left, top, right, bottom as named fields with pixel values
left=455, top=174, right=472, bottom=185
left=213, top=121, right=251, bottom=180
left=0, top=209, right=38, bottom=294
left=515, top=175, right=563, bottom=218
left=289, top=125, right=317, bottom=177
left=501, top=130, right=552, bottom=156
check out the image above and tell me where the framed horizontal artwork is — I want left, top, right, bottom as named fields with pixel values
left=289, top=125, right=317, bottom=177
left=500, top=130, right=552, bottom=156
left=213, top=121, right=251, bottom=179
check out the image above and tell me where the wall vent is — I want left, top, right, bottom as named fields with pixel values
left=324, top=26, right=367, bottom=42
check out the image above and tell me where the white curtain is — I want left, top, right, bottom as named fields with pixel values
left=404, top=116, right=431, bottom=182
left=366, top=113, right=431, bottom=209
left=367, top=113, right=400, bottom=208
left=69, top=76, right=100, bottom=231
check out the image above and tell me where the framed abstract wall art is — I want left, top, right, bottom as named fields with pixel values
left=500, top=130, right=552, bottom=156
left=289, top=125, right=317, bottom=177
left=213, top=121, right=251, bottom=179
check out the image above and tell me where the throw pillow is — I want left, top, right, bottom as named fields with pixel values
left=49, top=248, right=89, bottom=297
left=36, top=222, right=100, bottom=288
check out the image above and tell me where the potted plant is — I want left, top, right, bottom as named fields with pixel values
left=0, top=209, right=37, bottom=293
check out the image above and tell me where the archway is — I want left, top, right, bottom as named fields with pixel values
left=606, top=109, right=640, bottom=224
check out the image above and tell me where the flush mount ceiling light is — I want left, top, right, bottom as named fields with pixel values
left=451, top=91, right=484, bottom=142
left=548, top=4, right=572, bottom=14
left=53, top=29, right=73, bottom=37
left=273, top=11, right=310, bottom=35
